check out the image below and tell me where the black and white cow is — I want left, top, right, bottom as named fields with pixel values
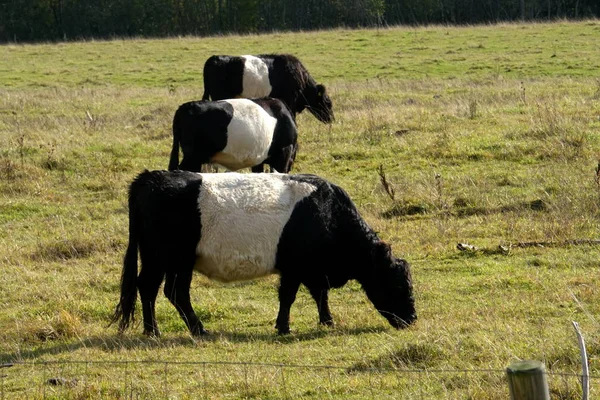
left=168, top=97, right=297, bottom=173
left=202, top=54, right=334, bottom=123
left=112, top=170, right=417, bottom=337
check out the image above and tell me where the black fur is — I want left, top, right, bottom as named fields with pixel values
left=112, top=171, right=416, bottom=337
left=201, top=54, right=334, bottom=123
left=168, top=98, right=298, bottom=173
left=274, top=175, right=416, bottom=333
left=201, top=55, right=244, bottom=101
left=111, top=170, right=205, bottom=337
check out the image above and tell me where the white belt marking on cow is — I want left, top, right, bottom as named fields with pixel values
left=210, top=99, right=277, bottom=171
left=195, top=173, right=316, bottom=282
left=241, top=55, right=272, bottom=98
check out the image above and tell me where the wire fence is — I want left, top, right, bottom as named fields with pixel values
left=1, top=360, right=597, bottom=399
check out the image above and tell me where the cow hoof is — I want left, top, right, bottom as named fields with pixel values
left=143, top=329, right=161, bottom=338
left=191, top=324, right=210, bottom=337
left=192, top=328, right=209, bottom=337
left=276, top=326, right=291, bottom=335
left=320, top=319, right=335, bottom=327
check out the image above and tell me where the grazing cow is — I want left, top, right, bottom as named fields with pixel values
left=202, top=54, right=334, bottom=123
left=168, top=97, right=297, bottom=173
left=112, top=170, right=417, bottom=337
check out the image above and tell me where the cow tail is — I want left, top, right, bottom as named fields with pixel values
left=110, top=185, right=141, bottom=332
left=168, top=112, right=181, bottom=171
left=201, top=57, right=213, bottom=101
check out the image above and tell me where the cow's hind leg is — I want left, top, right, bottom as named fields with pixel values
left=164, top=269, right=207, bottom=336
left=275, top=275, right=301, bottom=335
left=178, top=156, right=203, bottom=173
left=251, top=163, right=265, bottom=173
left=137, top=267, right=165, bottom=337
left=307, top=286, right=334, bottom=327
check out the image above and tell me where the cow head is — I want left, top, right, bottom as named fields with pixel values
left=360, top=241, right=417, bottom=329
left=302, top=84, right=334, bottom=124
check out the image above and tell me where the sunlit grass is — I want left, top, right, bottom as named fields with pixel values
left=1, top=20, right=599, bottom=399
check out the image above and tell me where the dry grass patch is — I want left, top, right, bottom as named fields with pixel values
left=1, top=21, right=600, bottom=399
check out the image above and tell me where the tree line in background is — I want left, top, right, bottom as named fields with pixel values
left=1, top=0, right=598, bottom=42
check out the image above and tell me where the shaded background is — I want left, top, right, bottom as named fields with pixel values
left=1, top=0, right=599, bottom=42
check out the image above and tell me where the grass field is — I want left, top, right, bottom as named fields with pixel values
left=1, top=20, right=600, bottom=398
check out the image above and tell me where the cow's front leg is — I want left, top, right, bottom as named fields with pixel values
left=164, top=270, right=207, bottom=336
left=308, top=287, right=334, bottom=327
left=275, top=275, right=300, bottom=335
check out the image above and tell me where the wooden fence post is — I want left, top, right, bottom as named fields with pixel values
left=506, top=360, right=550, bottom=400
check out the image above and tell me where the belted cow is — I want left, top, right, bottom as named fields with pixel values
left=168, top=97, right=297, bottom=173
left=112, top=170, right=417, bottom=336
left=202, top=54, right=334, bottom=123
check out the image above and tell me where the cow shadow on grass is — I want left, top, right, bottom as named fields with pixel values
left=0, top=326, right=388, bottom=362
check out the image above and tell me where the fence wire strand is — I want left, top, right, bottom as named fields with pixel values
left=1, top=359, right=597, bottom=399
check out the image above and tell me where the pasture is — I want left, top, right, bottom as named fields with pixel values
left=1, top=20, right=600, bottom=398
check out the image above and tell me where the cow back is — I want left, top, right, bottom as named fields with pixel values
left=194, top=173, right=316, bottom=282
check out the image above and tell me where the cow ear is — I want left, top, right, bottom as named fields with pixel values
left=316, top=84, right=326, bottom=97
left=372, top=241, right=392, bottom=262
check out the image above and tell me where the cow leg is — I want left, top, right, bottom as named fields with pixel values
left=178, top=157, right=202, bottom=173
left=269, top=145, right=296, bottom=173
left=137, top=268, right=164, bottom=337
left=275, top=276, right=301, bottom=335
left=164, top=270, right=207, bottom=336
left=308, top=287, right=334, bottom=327
left=251, top=163, right=265, bottom=173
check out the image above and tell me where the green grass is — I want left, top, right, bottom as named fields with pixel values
left=1, top=20, right=600, bottom=398
left=2, top=20, right=599, bottom=89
